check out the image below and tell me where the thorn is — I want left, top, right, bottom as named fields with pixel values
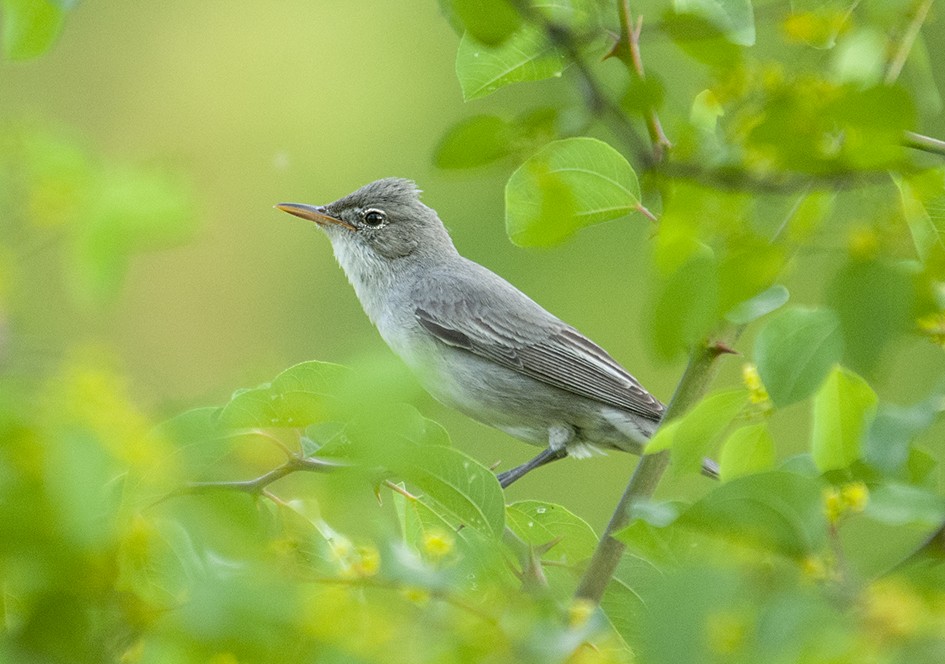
left=534, top=536, right=564, bottom=557
left=633, top=15, right=644, bottom=42
left=710, top=341, right=739, bottom=357
left=603, top=37, right=627, bottom=61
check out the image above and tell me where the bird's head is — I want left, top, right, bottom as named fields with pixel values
left=277, top=178, right=455, bottom=264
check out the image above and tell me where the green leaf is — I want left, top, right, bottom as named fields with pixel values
left=828, top=85, right=914, bottom=169
left=866, top=483, right=945, bottom=528
left=154, top=406, right=232, bottom=480
left=505, top=137, right=642, bottom=247
left=648, top=245, right=719, bottom=360
left=600, top=558, right=649, bottom=649
left=455, top=25, right=564, bottom=101
left=677, top=471, right=827, bottom=557
left=674, top=0, right=755, bottom=46
left=434, top=115, right=514, bottom=169
left=219, top=361, right=350, bottom=429
left=717, top=241, right=786, bottom=317
left=719, top=423, right=776, bottom=481
left=535, top=0, right=601, bottom=28
left=648, top=389, right=747, bottom=475
left=894, top=168, right=945, bottom=268
left=634, top=567, right=741, bottom=664
left=811, top=366, right=878, bottom=472
left=613, top=501, right=682, bottom=566
left=908, top=447, right=939, bottom=485
left=450, top=0, right=521, bottom=46
left=747, top=84, right=913, bottom=173
left=725, top=284, right=790, bottom=324
left=826, top=258, right=915, bottom=375
left=865, top=393, right=942, bottom=478
left=393, top=482, right=466, bottom=550
left=392, top=445, right=505, bottom=538
left=830, top=28, right=887, bottom=85
left=900, top=33, right=943, bottom=119
left=689, top=89, right=724, bottom=134
left=754, top=306, right=844, bottom=407
left=661, top=11, right=743, bottom=67
left=1, top=0, right=66, bottom=60
left=434, top=109, right=560, bottom=170
left=506, top=501, right=597, bottom=567
left=783, top=2, right=854, bottom=49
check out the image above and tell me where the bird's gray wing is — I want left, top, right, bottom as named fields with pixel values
left=413, top=264, right=664, bottom=421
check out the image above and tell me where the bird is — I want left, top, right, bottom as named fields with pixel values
left=277, top=178, right=678, bottom=488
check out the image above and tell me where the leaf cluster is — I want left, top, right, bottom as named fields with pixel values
left=3, top=0, right=945, bottom=662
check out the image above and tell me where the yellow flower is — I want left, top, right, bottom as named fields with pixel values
left=801, top=555, right=828, bottom=581
left=823, top=482, right=870, bottom=525
left=568, top=599, right=596, bottom=628
left=354, top=545, right=381, bottom=577
left=401, top=587, right=430, bottom=605
left=841, top=481, right=869, bottom=513
left=329, top=536, right=353, bottom=563
left=422, top=529, right=455, bottom=559
left=823, top=486, right=845, bottom=525
left=782, top=10, right=848, bottom=46
left=917, top=312, right=945, bottom=348
left=742, top=364, right=772, bottom=411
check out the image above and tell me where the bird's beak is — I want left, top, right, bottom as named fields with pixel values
left=274, top=203, right=356, bottom=231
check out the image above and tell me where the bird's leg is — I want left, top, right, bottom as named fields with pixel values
left=497, top=447, right=569, bottom=488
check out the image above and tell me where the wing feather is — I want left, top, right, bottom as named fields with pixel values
left=414, top=290, right=663, bottom=421
left=412, top=261, right=665, bottom=421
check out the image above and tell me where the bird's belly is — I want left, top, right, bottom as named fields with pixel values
left=397, top=339, right=650, bottom=453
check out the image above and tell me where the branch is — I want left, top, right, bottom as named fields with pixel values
left=885, top=0, right=935, bottom=85
left=660, top=162, right=898, bottom=193
left=180, top=455, right=347, bottom=496
left=903, top=131, right=945, bottom=158
left=506, top=0, right=652, bottom=166
left=610, top=1, right=671, bottom=162
left=574, top=331, right=740, bottom=604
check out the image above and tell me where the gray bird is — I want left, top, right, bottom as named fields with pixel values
left=277, top=178, right=672, bottom=488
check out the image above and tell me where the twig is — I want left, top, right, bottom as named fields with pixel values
left=903, top=131, right=945, bottom=158
left=574, top=331, right=740, bottom=604
left=384, top=479, right=419, bottom=500
left=635, top=203, right=657, bottom=222
left=660, top=162, right=897, bottom=193
left=506, top=0, right=652, bottom=166
left=885, top=0, right=935, bottom=85
left=181, top=455, right=347, bottom=496
left=613, top=1, right=671, bottom=162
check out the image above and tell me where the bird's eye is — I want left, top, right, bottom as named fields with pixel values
left=363, top=209, right=386, bottom=227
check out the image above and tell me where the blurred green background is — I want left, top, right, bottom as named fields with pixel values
left=3, top=0, right=944, bottom=530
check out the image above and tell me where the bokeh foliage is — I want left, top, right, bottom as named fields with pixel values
left=3, top=0, right=945, bottom=662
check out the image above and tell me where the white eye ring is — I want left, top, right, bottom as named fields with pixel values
left=363, top=208, right=387, bottom=227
